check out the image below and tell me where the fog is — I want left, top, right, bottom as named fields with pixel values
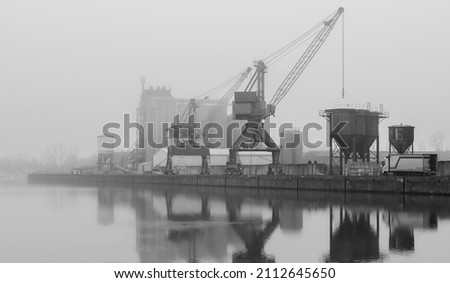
left=1, top=0, right=449, bottom=160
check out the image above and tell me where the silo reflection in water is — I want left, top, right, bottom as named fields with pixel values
left=279, top=203, right=303, bottom=233
left=383, top=211, right=438, bottom=253
left=326, top=206, right=381, bottom=262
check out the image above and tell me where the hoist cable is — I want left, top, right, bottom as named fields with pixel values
left=341, top=12, right=345, bottom=98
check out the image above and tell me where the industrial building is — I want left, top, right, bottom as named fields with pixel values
left=135, top=84, right=232, bottom=166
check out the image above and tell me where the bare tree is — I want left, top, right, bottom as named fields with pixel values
left=43, top=143, right=78, bottom=172
left=429, top=131, right=445, bottom=152
left=417, top=141, right=426, bottom=151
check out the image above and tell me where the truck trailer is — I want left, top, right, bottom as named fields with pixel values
left=382, top=153, right=437, bottom=176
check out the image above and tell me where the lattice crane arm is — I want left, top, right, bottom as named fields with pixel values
left=267, top=7, right=344, bottom=115
left=203, top=67, right=252, bottom=123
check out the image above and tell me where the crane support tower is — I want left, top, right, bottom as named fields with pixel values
left=166, top=100, right=211, bottom=175
left=227, top=8, right=344, bottom=175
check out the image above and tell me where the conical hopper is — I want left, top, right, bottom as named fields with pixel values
left=389, top=125, right=414, bottom=154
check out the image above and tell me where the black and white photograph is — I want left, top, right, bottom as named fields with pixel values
left=1, top=0, right=450, bottom=280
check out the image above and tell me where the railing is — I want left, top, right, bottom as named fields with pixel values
left=319, top=104, right=390, bottom=119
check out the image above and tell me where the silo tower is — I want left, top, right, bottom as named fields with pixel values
left=321, top=104, right=389, bottom=175
left=388, top=124, right=414, bottom=154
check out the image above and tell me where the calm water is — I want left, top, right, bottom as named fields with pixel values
left=1, top=180, right=450, bottom=262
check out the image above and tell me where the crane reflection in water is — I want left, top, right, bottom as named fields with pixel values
left=165, top=193, right=210, bottom=263
left=226, top=199, right=280, bottom=263
left=95, top=186, right=447, bottom=263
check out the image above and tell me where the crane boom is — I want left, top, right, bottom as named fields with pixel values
left=268, top=7, right=344, bottom=114
left=203, top=67, right=252, bottom=123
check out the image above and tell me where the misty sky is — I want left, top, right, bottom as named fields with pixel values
left=1, top=0, right=449, bottom=158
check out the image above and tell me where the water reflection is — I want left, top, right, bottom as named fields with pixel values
left=97, top=188, right=114, bottom=225
left=103, top=185, right=450, bottom=262
left=227, top=200, right=279, bottom=262
left=166, top=194, right=210, bottom=263
left=19, top=180, right=450, bottom=262
left=326, top=207, right=380, bottom=262
left=384, top=211, right=438, bottom=252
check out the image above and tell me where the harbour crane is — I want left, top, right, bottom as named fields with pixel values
left=171, top=67, right=252, bottom=140
left=165, top=67, right=252, bottom=174
left=227, top=7, right=344, bottom=175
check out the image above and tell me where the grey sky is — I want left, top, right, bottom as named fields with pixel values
left=1, top=0, right=449, bottom=158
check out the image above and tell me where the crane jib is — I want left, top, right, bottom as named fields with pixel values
left=269, top=8, right=344, bottom=111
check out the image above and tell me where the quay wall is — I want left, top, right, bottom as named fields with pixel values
left=167, top=163, right=326, bottom=176
left=27, top=173, right=450, bottom=196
